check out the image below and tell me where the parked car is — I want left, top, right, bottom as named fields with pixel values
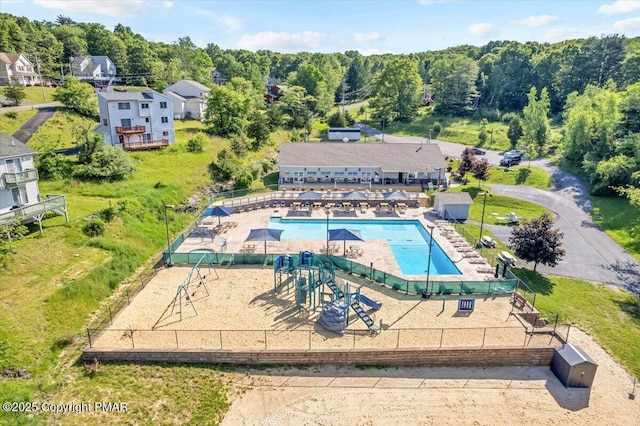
left=470, top=147, right=486, bottom=155
left=504, top=150, right=524, bottom=160
left=500, top=156, right=521, bottom=167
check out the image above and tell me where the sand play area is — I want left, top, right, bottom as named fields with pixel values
left=89, top=266, right=639, bottom=425
left=91, top=266, right=557, bottom=350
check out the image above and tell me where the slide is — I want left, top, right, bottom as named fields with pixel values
left=359, top=294, right=382, bottom=310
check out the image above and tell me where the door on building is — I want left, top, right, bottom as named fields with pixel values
left=11, top=186, right=27, bottom=206
left=6, top=158, right=22, bottom=173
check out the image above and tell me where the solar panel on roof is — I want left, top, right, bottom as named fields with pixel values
left=142, top=92, right=154, bottom=99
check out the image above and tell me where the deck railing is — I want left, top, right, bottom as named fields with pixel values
left=115, top=125, right=146, bottom=134
left=0, top=194, right=66, bottom=226
left=3, top=169, right=39, bottom=187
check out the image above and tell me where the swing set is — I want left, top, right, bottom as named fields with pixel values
left=153, top=252, right=218, bottom=329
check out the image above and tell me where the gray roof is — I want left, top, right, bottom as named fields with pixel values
left=434, top=192, right=474, bottom=205
left=97, top=90, right=165, bottom=101
left=278, top=142, right=446, bottom=173
left=0, top=133, right=35, bottom=158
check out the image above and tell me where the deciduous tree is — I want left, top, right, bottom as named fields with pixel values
left=522, top=87, right=550, bottom=151
left=370, top=58, right=422, bottom=122
left=508, top=213, right=565, bottom=271
left=507, top=116, right=523, bottom=149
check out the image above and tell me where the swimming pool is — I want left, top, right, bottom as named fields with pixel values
left=267, top=218, right=461, bottom=275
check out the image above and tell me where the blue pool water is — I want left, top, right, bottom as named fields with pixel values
left=267, top=218, right=461, bottom=275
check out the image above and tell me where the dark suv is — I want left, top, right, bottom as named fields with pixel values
left=500, top=155, right=521, bottom=167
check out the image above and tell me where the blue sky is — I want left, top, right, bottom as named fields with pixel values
left=3, top=0, right=640, bottom=54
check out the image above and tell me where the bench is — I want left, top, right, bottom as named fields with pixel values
left=511, top=292, right=528, bottom=309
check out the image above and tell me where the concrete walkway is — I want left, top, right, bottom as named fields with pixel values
left=357, top=123, right=640, bottom=294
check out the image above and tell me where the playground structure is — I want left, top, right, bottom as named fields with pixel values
left=153, top=253, right=218, bottom=329
left=274, top=252, right=381, bottom=333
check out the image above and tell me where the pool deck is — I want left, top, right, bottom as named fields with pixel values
left=177, top=206, right=496, bottom=283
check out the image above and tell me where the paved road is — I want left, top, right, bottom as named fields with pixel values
left=357, top=122, right=640, bottom=294
left=355, top=122, right=506, bottom=163
left=0, top=101, right=62, bottom=114
left=12, top=106, right=57, bottom=143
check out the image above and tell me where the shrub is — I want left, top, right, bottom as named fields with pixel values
left=432, top=122, right=442, bottom=137
left=186, top=132, right=208, bottom=153
left=72, top=145, right=135, bottom=181
left=36, top=151, right=73, bottom=180
left=83, top=219, right=105, bottom=237
left=98, top=205, right=118, bottom=223
left=5, top=111, right=17, bottom=119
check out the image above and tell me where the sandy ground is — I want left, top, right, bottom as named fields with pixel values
left=220, top=327, right=639, bottom=426
left=92, top=266, right=555, bottom=350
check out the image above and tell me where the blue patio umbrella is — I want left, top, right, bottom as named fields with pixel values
left=245, top=228, right=284, bottom=254
left=328, top=228, right=363, bottom=256
left=202, top=206, right=234, bottom=225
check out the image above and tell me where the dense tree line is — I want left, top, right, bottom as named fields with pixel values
left=2, top=13, right=639, bottom=195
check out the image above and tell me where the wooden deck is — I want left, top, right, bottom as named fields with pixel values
left=122, top=140, right=169, bottom=151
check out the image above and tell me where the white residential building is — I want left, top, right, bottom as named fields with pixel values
left=0, top=53, right=40, bottom=86
left=71, top=55, right=117, bottom=85
left=95, top=90, right=175, bottom=150
left=163, top=79, right=210, bottom=120
left=0, top=133, right=68, bottom=233
left=0, top=133, right=40, bottom=213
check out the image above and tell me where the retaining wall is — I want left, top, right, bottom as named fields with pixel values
left=82, top=346, right=556, bottom=366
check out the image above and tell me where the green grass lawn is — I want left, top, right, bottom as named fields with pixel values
left=447, top=185, right=551, bottom=223
left=516, top=269, right=640, bottom=378
left=28, top=108, right=100, bottom=149
left=483, top=165, right=553, bottom=189
left=18, top=86, right=57, bottom=104
left=0, top=109, right=37, bottom=135
left=590, top=196, right=640, bottom=261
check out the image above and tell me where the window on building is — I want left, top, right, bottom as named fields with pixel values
left=11, top=187, right=27, bottom=206
left=160, top=101, right=167, bottom=108
left=117, top=102, right=131, bottom=110
left=120, top=118, right=131, bottom=127
left=161, top=117, right=169, bottom=124
left=103, top=118, right=108, bottom=126
left=145, top=117, right=150, bottom=123
left=143, top=133, right=151, bottom=142
left=162, top=131, right=169, bottom=137
left=141, top=103, right=149, bottom=109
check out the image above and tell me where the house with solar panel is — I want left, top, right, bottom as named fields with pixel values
left=95, top=90, right=175, bottom=150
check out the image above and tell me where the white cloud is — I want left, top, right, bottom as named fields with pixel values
left=354, top=32, right=383, bottom=43
left=163, top=1, right=173, bottom=8
left=357, top=49, right=393, bottom=56
left=190, top=8, right=242, bottom=32
left=236, top=31, right=327, bottom=51
left=540, top=27, right=592, bottom=43
left=510, top=15, right=559, bottom=28
left=467, top=23, right=494, bottom=38
left=612, top=16, right=640, bottom=32
left=598, top=0, right=640, bottom=14
left=33, top=0, right=146, bottom=17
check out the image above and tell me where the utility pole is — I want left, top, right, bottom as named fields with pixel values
left=341, top=79, right=347, bottom=115
left=33, top=52, right=46, bottom=102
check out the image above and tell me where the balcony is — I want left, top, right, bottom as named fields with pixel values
left=3, top=169, right=38, bottom=187
left=116, top=125, right=146, bottom=134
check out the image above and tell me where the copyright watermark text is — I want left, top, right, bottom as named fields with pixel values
left=3, top=401, right=128, bottom=414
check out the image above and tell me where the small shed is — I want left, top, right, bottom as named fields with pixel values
left=433, top=192, right=473, bottom=221
left=551, top=343, right=598, bottom=388
left=327, top=127, right=360, bottom=141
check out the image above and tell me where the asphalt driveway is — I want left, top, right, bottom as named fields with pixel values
left=12, top=106, right=57, bottom=143
left=357, top=123, right=640, bottom=294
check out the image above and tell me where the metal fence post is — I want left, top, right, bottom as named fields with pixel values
left=219, top=330, right=223, bottom=349
left=175, top=330, right=179, bottom=349
left=109, top=307, right=113, bottom=325
left=353, top=331, right=356, bottom=350
left=87, top=329, right=92, bottom=348
left=482, top=328, right=487, bottom=348
left=439, top=329, right=444, bottom=348
left=131, top=331, right=135, bottom=349
left=309, top=331, right=312, bottom=350
left=396, top=330, right=400, bottom=349
left=126, top=290, right=130, bottom=305
left=265, top=330, right=268, bottom=350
